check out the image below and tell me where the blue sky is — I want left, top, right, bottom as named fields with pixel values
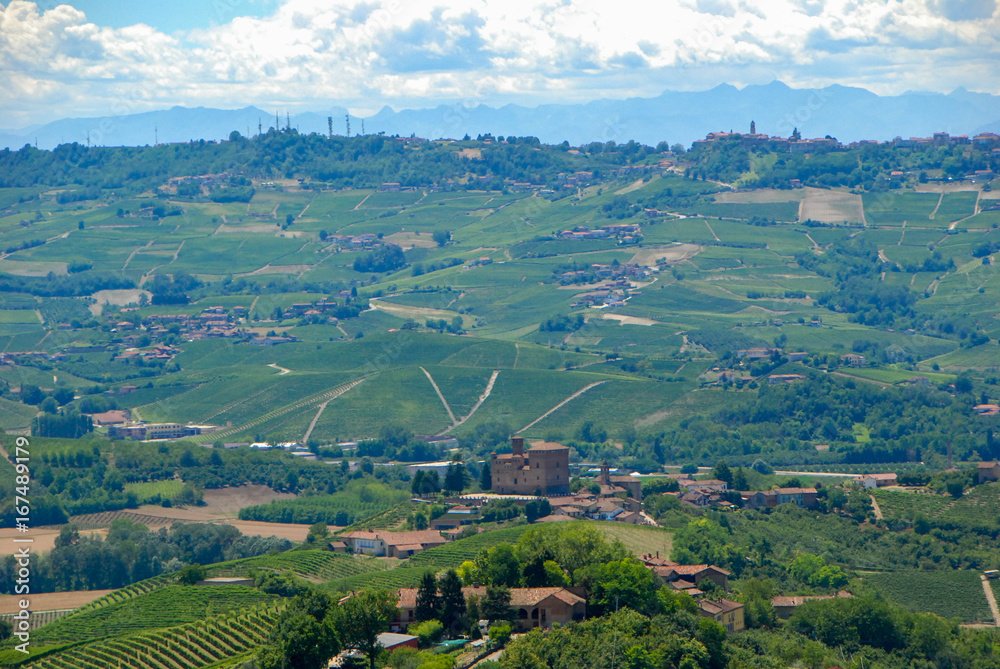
left=57, top=0, right=280, bottom=32
left=1, top=0, right=998, bottom=127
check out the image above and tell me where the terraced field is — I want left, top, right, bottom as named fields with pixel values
left=32, top=585, right=277, bottom=646
left=210, top=550, right=388, bottom=582
left=21, top=602, right=282, bottom=669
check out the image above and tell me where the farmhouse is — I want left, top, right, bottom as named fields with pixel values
left=771, top=591, right=853, bottom=619
left=840, top=354, right=866, bottom=367
left=395, top=587, right=586, bottom=631
left=977, top=462, right=1000, bottom=484
left=698, top=599, right=745, bottom=633
left=491, top=437, right=570, bottom=496
left=90, top=410, right=130, bottom=426
left=639, top=554, right=731, bottom=592
left=852, top=473, right=897, bottom=489
left=338, top=529, right=447, bottom=558
left=744, top=487, right=818, bottom=510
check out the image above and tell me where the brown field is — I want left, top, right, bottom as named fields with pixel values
left=599, top=313, right=660, bottom=326
left=216, top=223, right=278, bottom=233
left=90, top=288, right=151, bottom=309
left=614, top=179, right=648, bottom=196
left=0, top=589, right=114, bottom=614
left=0, top=260, right=68, bottom=277
left=240, top=264, right=314, bottom=276
left=799, top=187, right=864, bottom=224
left=224, top=520, right=317, bottom=541
left=0, top=527, right=106, bottom=555
left=629, top=243, right=700, bottom=267
left=713, top=189, right=806, bottom=203
left=384, top=232, right=439, bottom=249
left=33, top=486, right=306, bottom=551
left=914, top=182, right=982, bottom=193
left=370, top=298, right=465, bottom=323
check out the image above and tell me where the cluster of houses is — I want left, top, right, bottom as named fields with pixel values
left=571, top=286, right=633, bottom=309
left=112, top=305, right=306, bottom=346
left=385, top=550, right=747, bottom=634
left=140, top=306, right=247, bottom=341
left=322, top=233, right=380, bottom=249
left=558, top=262, right=651, bottom=285
left=557, top=223, right=643, bottom=243
left=691, top=123, right=841, bottom=154
left=690, top=125, right=1000, bottom=182
left=889, top=131, right=1000, bottom=151
left=664, top=471, right=899, bottom=510
left=112, top=343, right=180, bottom=363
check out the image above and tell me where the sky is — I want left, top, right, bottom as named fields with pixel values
left=1, top=0, right=998, bottom=129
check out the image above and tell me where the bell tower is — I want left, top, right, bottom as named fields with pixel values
left=750, top=120, right=756, bottom=135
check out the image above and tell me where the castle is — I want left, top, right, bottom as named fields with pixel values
left=491, top=436, right=570, bottom=495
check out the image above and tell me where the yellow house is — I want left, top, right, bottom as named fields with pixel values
left=698, top=598, right=745, bottom=633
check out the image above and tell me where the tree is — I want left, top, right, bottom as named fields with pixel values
left=258, top=611, right=340, bottom=669
left=476, top=544, right=521, bottom=587
left=176, top=564, right=205, bottom=585
left=337, top=590, right=399, bottom=669
left=696, top=617, right=728, bottom=669
left=432, top=230, right=451, bottom=247
left=54, top=524, right=79, bottom=548
left=732, top=467, right=748, bottom=491
left=0, top=618, right=10, bottom=642
left=488, top=623, right=512, bottom=647
left=524, top=499, right=551, bottom=522
left=410, top=619, right=444, bottom=647
left=438, top=569, right=467, bottom=635
left=415, top=572, right=441, bottom=622
left=306, top=522, right=329, bottom=545
left=574, top=558, right=658, bottom=616
left=480, top=459, right=492, bottom=491
left=711, top=460, right=733, bottom=486
left=481, top=585, right=513, bottom=624
left=444, top=463, right=468, bottom=494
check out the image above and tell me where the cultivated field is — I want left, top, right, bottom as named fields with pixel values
left=799, top=188, right=864, bottom=224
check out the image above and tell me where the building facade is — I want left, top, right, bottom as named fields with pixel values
left=491, top=437, right=570, bottom=495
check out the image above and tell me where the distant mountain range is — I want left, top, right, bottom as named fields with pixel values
left=4, top=81, right=999, bottom=151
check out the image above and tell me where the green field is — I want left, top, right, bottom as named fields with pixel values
left=16, top=602, right=282, bottom=669
left=862, top=570, right=991, bottom=622
left=124, top=480, right=185, bottom=503
left=32, top=585, right=276, bottom=646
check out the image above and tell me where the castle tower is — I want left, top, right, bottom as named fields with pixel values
left=511, top=436, right=524, bottom=456
left=750, top=120, right=756, bottom=135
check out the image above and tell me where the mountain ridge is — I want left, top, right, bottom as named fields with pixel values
left=3, top=82, right=998, bottom=151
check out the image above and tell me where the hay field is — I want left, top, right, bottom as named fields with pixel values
left=799, top=188, right=865, bottom=224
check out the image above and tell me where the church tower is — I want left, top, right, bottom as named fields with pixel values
left=750, top=120, right=756, bottom=135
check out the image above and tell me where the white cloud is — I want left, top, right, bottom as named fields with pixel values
left=0, top=0, right=998, bottom=127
